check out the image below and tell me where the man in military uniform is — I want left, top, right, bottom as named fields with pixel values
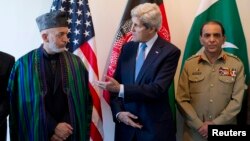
left=176, top=21, right=245, bottom=141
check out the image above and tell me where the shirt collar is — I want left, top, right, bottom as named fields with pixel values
left=198, top=50, right=227, bottom=63
left=139, top=34, right=158, bottom=56
left=142, top=34, right=158, bottom=49
left=43, top=48, right=59, bottom=60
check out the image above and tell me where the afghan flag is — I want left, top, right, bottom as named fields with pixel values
left=103, top=0, right=177, bottom=124
left=183, top=0, right=249, bottom=124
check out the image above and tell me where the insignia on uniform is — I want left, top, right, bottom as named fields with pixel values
left=219, top=67, right=237, bottom=77
left=192, top=68, right=202, bottom=75
left=222, top=54, right=227, bottom=60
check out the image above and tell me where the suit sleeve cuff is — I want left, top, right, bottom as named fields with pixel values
left=116, top=112, right=121, bottom=122
left=118, top=84, right=124, bottom=98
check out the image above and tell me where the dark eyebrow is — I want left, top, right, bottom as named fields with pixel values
left=203, top=32, right=222, bottom=37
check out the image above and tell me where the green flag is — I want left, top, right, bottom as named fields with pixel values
left=183, top=0, right=249, bottom=123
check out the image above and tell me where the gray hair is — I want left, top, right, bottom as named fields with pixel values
left=131, top=3, right=162, bottom=31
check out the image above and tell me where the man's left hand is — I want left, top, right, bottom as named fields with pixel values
left=198, top=121, right=214, bottom=139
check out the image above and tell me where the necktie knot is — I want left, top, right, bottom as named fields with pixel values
left=140, top=43, right=147, bottom=51
left=138, top=43, right=147, bottom=59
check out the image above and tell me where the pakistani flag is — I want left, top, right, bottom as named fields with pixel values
left=183, top=0, right=249, bottom=124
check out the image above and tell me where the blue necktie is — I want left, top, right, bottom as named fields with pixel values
left=135, top=43, right=147, bottom=80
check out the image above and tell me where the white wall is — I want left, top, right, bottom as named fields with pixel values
left=1, top=0, right=249, bottom=141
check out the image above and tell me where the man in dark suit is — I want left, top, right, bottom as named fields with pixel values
left=96, top=3, right=180, bottom=141
left=0, top=51, right=15, bottom=141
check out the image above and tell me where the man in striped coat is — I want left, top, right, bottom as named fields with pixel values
left=7, top=11, right=92, bottom=141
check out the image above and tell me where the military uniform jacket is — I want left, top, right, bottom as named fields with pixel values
left=176, top=50, right=245, bottom=141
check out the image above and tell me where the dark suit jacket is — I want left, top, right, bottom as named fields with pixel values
left=0, top=51, right=15, bottom=141
left=111, top=36, right=180, bottom=141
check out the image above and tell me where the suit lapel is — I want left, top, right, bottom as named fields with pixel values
left=122, top=42, right=139, bottom=84
left=135, top=38, right=163, bottom=83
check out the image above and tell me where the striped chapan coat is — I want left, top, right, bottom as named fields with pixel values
left=7, top=46, right=92, bottom=141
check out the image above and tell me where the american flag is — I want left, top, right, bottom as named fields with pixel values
left=51, top=0, right=103, bottom=141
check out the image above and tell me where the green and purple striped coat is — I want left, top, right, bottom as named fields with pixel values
left=7, top=46, right=92, bottom=141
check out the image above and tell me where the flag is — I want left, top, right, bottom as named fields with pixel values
left=51, top=0, right=103, bottom=141
left=103, top=0, right=176, bottom=126
left=182, top=0, right=250, bottom=124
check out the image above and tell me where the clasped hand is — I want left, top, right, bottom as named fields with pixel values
left=198, top=121, right=214, bottom=139
left=51, top=122, right=73, bottom=141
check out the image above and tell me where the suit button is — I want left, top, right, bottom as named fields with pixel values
left=209, top=99, right=213, bottom=103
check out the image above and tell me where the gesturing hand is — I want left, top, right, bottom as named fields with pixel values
left=95, top=76, right=120, bottom=92
left=117, top=111, right=143, bottom=129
